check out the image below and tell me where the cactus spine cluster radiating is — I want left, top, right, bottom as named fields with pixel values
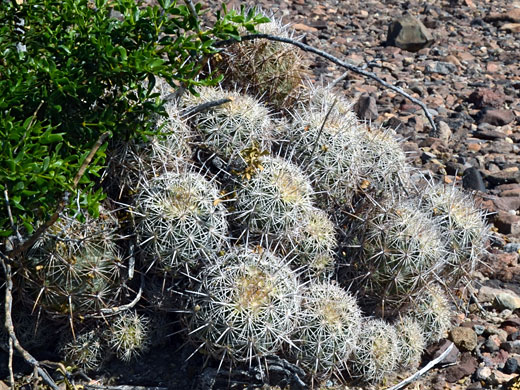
left=234, top=156, right=314, bottom=235
left=293, top=281, right=361, bottom=380
left=185, top=246, right=300, bottom=363
left=420, top=182, right=490, bottom=284
left=135, top=170, right=229, bottom=273
left=24, top=211, right=124, bottom=317
left=214, top=15, right=307, bottom=107
left=105, top=311, right=150, bottom=362
left=350, top=319, right=400, bottom=383
left=183, top=86, right=273, bottom=166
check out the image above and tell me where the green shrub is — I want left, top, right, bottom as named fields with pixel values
left=0, top=0, right=268, bottom=238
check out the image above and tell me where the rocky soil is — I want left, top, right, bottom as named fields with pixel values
left=2, top=0, right=519, bottom=389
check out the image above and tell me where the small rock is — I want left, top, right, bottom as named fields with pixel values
left=484, top=335, right=502, bottom=353
left=486, top=169, right=520, bottom=186
left=426, top=61, right=458, bottom=75
left=292, top=23, right=318, bottom=32
left=437, top=121, right=452, bottom=142
left=500, top=23, right=520, bottom=33
left=431, top=339, right=460, bottom=365
left=495, top=211, right=520, bottom=236
left=504, top=357, right=519, bottom=374
left=477, top=108, right=515, bottom=126
left=386, top=14, right=434, bottom=52
left=463, top=167, right=487, bottom=192
left=450, top=327, right=478, bottom=351
left=493, top=197, right=520, bottom=213
left=504, top=243, right=520, bottom=253
left=445, top=352, right=478, bottom=382
left=474, top=127, right=507, bottom=140
left=476, top=366, right=492, bottom=382
left=354, top=93, right=378, bottom=121
left=468, top=88, right=507, bottom=108
left=501, top=340, right=520, bottom=354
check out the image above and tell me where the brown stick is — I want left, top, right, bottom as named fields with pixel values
left=215, top=34, right=437, bottom=134
left=7, top=131, right=111, bottom=258
left=1, top=258, right=60, bottom=390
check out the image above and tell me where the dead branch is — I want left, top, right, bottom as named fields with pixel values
left=7, top=131, right=111, bottom=259
left=181, top=98, right=232, bottom=118
left=1, top=257, right=60, bottom=390
left=214, top=34, right=437, bottom=134
left=385, top=342, right=455, bottom=390
left=304, top=98, right=337, bottom=170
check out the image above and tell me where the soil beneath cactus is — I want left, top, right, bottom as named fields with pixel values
left=2, top=0, right=520, bottom=389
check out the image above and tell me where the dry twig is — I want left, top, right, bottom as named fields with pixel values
left=385, top=342, right=455, bottom=390
left=215, top=34, right=437, bottom=134
left=1, top=257, right=60, bottom=390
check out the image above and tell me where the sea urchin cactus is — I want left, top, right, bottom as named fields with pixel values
left=234, top=156, right=314, bottom=236
left=185, top=246, right=300, bottom=364
left=135, top=170, right=229, bottom=273
left=350, top=319, right=399, bottom=383
left=293, top=281, right=361, bottom=380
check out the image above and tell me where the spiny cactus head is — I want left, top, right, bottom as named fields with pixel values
left=282, top=206, right=337, bottom=278
left=350, top=319, right=399, bottom=383
left=351, top=198, right=448, bottom=313
left=106, top=102, right=193, bottom=199
left=234, top=155, right=314, bottom=235
left=420, top=182, right=490, bottom=285
left=185, top=246, right=301, bottom=364
left=395, top=316, right=426, bottom=369
left=357, top=126, right=409, bottom=196
left=183, top=86, right=273, bottom=167
left=214, top=12, right=308, bottom=108
left=25, top=210, right=124, bottom=317
left=105, top=311, right=150, bottom=362
left=135, top=170, right=229, bottom=273
left=409, top=284, right=453, bottom=345
left=61, top=329, right=104, bottom=372
left=293, top=281, right=361, bottom=380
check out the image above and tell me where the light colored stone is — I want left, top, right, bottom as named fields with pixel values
left=386, top=15, right=434, bottom=52
left=450, top=327, right=478, bottom=351
left=437, top=121, right=452, bottom=142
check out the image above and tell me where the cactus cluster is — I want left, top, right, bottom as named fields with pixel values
left=8, top=11, right=492, bottom=388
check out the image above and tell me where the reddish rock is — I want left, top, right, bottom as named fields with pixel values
left=445, top=352, right=478, bottom=382
left=477, top=109, right=515, bottom=126
left=495, top=211, right=520, bottom=235
left=468, top=88, right=507, bottom=109
left=353, top=93, right=378, bottom=121
left=493, top=197, right=520, bottom=212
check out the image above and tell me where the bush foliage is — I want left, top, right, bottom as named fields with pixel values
left=0, top=0, right=268, bottom=238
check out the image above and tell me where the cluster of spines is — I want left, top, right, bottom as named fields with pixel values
left=11, top=14, right=491, bottom=385
left=185, top=246, right=300, bottom=364
left=135, top=170, right=229, bottom=274
left=214, top=13, right=308, bottom=107
left=24, top=210, right=124, bottom=318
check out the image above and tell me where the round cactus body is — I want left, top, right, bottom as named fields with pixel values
left=61, top=329, right=105, bottom=371
left=395, top=316, right=426, bottom=369
left=409, top=284, right=452, bottom=345
left=105, top=311, right=150, bottom=362
left=282, top=206, right=337, bottom=278
left=234, top=156, right=314, bottom=235
left=25, top=212, right=124, bottom=317
left=215, top=17, right=307, bottom=108
left=350, top=199, right=448, bottom=312
left=293, top=281, right=361, bottom=380
left=107, top=102, right=194, bottom=198
left=350, top=319, right=400, bottom=383
left=186, top=246, right=300, bottom=363
left=183, top=86, right=273, bottom=165
left=420, top=183, right=490, bottom=285
left=287, top=101, right=364, bottom=207
left=135, top=171, right=229, bottom=273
